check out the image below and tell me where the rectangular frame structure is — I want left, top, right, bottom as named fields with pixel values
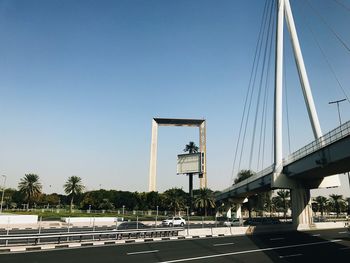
left=148, top=118, right=207, bottom=192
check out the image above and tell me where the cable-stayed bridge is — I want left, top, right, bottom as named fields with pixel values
left=216, top=0, right=350, bottom=227
left=217, top=120, right=350, bottom=198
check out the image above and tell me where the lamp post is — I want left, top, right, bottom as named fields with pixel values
left=329, top=98, right=346, bottom=126
left=0, top=175, right=7, bottom=213
left=156, top=205, right=159, bottom=228
left=329, top=98, right=350, bottom=215
left=186, top=206, right=190, bottom=236
left=122, top=205, right=125, bottom=216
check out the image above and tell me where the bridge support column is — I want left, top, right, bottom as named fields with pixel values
left=236, top=203, right=242, bottom=219
left=291, top=187, right=312, bottom=227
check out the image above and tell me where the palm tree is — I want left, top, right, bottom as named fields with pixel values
left=18, top=174, right=42, bottom=210
left=314, top=196, right=328, bottom=217
left=183, top=141, right=199, bottom=154
left=163, top=188, right=186, bottom=215
left=64, top=176, right=85, bottom=212
left=234, top=170, right=254, bottom=184
left=194, top=188, right=215, bottom=216
left=277, top=190, right=290, bottom=219
left=329, top=194, right=344, bottom=217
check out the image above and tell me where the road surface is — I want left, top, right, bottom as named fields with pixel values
left=0, top=228, right=349, bottom=262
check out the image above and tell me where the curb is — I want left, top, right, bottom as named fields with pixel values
left=0, top=234, right=229, bottom=253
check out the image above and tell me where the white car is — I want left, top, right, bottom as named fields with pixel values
left=161, top=217, right=186, bottom=227
left=223, top=218, right=241, bottom=227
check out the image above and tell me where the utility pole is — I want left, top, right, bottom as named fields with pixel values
left=0, top=175, right=7, bottom=213
left=188, top=173, right=193, bottom=215
left=329, top=98, right=346, bottom=126
left=329, top=98, right=350, bottom=215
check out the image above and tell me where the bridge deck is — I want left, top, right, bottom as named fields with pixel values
left=217, top=120, right=350, bottom=201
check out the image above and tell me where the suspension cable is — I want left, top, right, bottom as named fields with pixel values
left=230, top=0, right=270, bottom=183
left=249, top=1, right=274, bottom=169
left=238, top=0, right=273, bottom=173
left=284, top=53, right=292, bottom=154
left=252, top=1, right=275, bottom=170
left=332, top=0, right=350, bottom=13
left=258, top=4, right=276, bottom=171
left=297, top=0, right=350, bottom=103
left=306, top=0, right=350, bottom=53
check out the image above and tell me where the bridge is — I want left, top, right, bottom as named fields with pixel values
left=216, top=0, right=350, bottom=227
left=216, top=120, right=350, bottom=214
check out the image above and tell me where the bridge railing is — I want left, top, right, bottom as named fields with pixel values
left=0, top=227, right=183, bottom=246
left=220, top=164, right=274, bottom=194
left=219, top=120, right=350, bottom=197
left=283, top=120, right=350, bottom=166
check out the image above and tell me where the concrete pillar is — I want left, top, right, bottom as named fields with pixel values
left=148, top=120, right=158, bottom=192
left=236, top=203, right=242, bottom=219
left=291, top=186, right=313, bottom=226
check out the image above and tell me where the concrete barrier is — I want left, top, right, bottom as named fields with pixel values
left=0, top=214, right=38, bottom=225
left=297, top=221, right=346, bottom=231
left=179, top=226, right=248, bottom=237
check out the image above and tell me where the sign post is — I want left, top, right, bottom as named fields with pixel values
left=177, top=153, right=204, bottom=214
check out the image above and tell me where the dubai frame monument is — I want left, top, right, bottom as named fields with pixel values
left=148, top=118, right=207, bottom=192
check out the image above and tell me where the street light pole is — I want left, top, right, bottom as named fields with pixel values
left=0, top=175, right=7, bottom=213
left=156, top=205, right=159, bottom=228
left=329, top=98, right=346, bottom=126
left=329, top=98, right=350, bottom=215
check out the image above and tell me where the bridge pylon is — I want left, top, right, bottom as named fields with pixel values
left=273, top=0, right=340, bottom=227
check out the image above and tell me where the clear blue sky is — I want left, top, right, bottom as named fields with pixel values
left=0, top=0, right=349, bottom=196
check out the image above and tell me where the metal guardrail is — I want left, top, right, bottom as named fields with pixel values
left=219, top=120, right=350, bottom=197
left=0, top=227, right=183, bottom=246
left=283, top=120, right=350, bottom=166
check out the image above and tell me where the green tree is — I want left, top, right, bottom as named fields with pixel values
left=163, top=188, right=186, bottom=215
left=314, top=196, right=328, bottom=217
left=329, top=194, right=344, bottom=217
left=183, top=141, right=199, bottom=153
left=98, top=198, right=115, bottom=210
left=194, top=188, right=215, bottom=216
left=234, top=170, right=254, bottom=184
left=277, top=190, right=290, bottom=219
left=64, top=176, right=85, bottom=212
left=18, top=174, right=42, bottom=209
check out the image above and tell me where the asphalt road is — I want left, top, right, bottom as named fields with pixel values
left=0, top=228, right=349, bottom=262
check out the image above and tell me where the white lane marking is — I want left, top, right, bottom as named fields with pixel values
left=339, top=247, right=350, bottom=250
left=312, top=234, right=321, bottom=237
left=127, top=250, right=159, bottom=255
left=338, top=231, right=347, bottom=234
left=279, top=253, right=302, bottom=258
left=158, top=240, right=342, bottom=263
left=213, top=242, right=235, bottom=246
left=270, top=238, right=285, bottom=241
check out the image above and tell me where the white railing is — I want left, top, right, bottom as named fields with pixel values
left=0, top=227, right=183, bottom=246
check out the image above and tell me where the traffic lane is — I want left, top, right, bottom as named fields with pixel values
left=1, top=231, right=350, bottom=263
left=179, top=240, right=350, bottom=263
left=0, top=227, right=346, bottom=246
left=0, top=229, right=350, bottom=262
left=0, top=237, right=264, bottom=263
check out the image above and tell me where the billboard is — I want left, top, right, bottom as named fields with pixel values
left=177, top=152, right=204, bottom=175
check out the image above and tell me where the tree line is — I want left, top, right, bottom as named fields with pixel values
left=1, top=173, right=217, bottom=216
left=2, top=168, right=347, bottom=218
